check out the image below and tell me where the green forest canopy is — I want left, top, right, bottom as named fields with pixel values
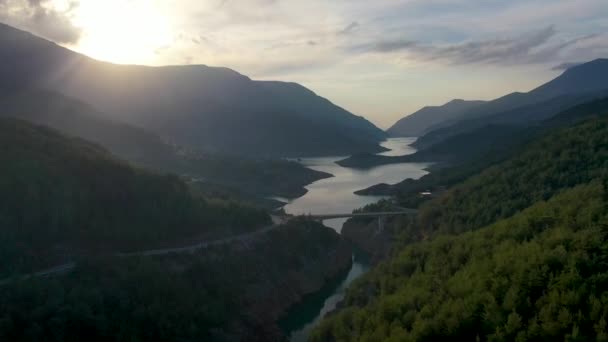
left=312, top=114, right=608, bottom=341
left=0, top=119, right=269, bottom=277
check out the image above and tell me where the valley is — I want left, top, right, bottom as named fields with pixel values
left=1, top=7, right=608, bottom=342
left=278, top=138, right=430, bottom=341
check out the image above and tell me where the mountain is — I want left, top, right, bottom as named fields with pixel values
left=532, top=58, right=608, bottom=98
left=337, top=123, right=522, bottom=168
left=354, top=96, right=608, bottom=197
left=412, top=59, right=608, bottom=149
left=0, top=22, right=386, bottom=157
left=315, top=183, right=608, bottom=341
left=0, top=118, right=351, bottom=340
left=387, top=99, right=486, bottom=137
left=0, top=88, right=179, bottom=168
left=0, top=218, right=352, bottom=341
left=0, top=118, right=273, bottom=277
left=313, top=100, right=608, bottom=341
left=0, top=87, right=331, bottom=204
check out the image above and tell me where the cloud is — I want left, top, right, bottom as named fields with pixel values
left=0, top=0, right=81, bottom=43
left=345, top=25, right=608, bottom=68
left=339, top=21, right=359, bottom=35
left=551, top=62, right=583, bottom=71
left=417, top=25, right=558, bottom=65
left=350, top=38, right=416, bottom=53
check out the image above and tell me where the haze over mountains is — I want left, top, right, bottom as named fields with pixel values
left=338, top=58, right=608, bottom=170
left=0, top=22, right=386, bottom=157
left=387, top=99, right=486, bottom=137
left=392, top=59, right=608, bottom=150
left=2, top=7, right=608, bottom=340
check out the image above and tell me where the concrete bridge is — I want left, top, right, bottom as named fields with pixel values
left=297, top=209, right=418, bottom=233
left=2, top=210, right=418, bottom=286
left=306, top=209, right=418, bottom=221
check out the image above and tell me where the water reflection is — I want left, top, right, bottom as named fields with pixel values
left=378, top=137, right=418, bottom=156
left=280, top=138, right=431, bottom=341
left=283, top=138, right=429, bottom=232
left=279, top=250, right=370, bottom=342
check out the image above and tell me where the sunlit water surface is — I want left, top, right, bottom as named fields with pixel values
left=280, top=138, right=430, bottom=341
left=283, top=137, right=428, bottom=232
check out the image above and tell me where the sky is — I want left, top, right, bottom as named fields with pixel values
left=1, top=0, right=607, bottom=128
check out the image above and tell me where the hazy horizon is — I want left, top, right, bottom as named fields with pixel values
left=1, top=0, right=607, bottom=128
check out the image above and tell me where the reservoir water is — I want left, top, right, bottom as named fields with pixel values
left=283, top=137, right=429, bottom=232
left=279, top=137, right=430, bottom=341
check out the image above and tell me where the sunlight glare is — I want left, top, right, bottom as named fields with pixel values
left=72, top=0, right=173, bottom=65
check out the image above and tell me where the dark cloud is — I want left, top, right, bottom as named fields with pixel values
left=349, top=38, right=416, bottom=53
left=372, top=39, right=417, bottom=53
left=348, top=26, right=599, bottom=66
left=0, top=0, right=81, bottom=44
left=419, top=26, right=557, bottom=65
left=339, top=21, right=359, bottom=35
left=551, top=62, right=583, bottom=71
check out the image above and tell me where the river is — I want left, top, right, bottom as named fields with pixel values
left=279, top=137, right=430, bottom=341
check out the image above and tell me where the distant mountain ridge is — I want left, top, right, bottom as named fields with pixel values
left=0, top=22, right=386, bottom=157
left=0, top=87, right=332, bottom=203
left=387, top=99, right=486, bottom=137
left=410, top=58, right=608, bottom=149
left=0, top=87, right=179, bottom=168
left=0, top=118, right=270, bottom=276
left=341, top=59, right=608, bottom=171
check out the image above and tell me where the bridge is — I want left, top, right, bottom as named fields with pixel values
left=286, top=209, right=418, bottom=233
left=2, top=210, right=418, bottom=286
left=305, top=209, right=418, bottom=220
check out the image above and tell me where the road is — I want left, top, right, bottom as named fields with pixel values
left=116, top=222, right=281, bottom=257
left=307, top=209, right=418, bottom=220
left=0, top=262, right=77, bottom=287
left=0, top=210, right=415, bottom=284
left=0, top=216, right=289, bottom=285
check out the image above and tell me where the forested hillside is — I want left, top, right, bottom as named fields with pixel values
left=0, top=219, right=352, bottom=341
left=0, top=88, right=179, bottom=167
left=357, top=96, right=608, bottom=203
left=0, top=119, right=269, bottom=277
left=313, top=108, right=608, bottom=341
left=343, top=95, right=608, bottom=171
left=387, top=99, right=486, bottom=137
left=0, top=23, right=386, bottom=157
left=418, top=116, right=608, bottom=236
left=313, top=183, right=608, bottom=341
left=410, top=59, right=608, bottom=151
left=0, top=88, right=330, bottom=204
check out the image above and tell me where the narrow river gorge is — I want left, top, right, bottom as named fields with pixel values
left=279, top=138, right=431, bottom=341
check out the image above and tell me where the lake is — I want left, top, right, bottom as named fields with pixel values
left=279, top=137, right=430, bottom=341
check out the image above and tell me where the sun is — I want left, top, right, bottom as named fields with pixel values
left=71, top=0, right=173, bottom=65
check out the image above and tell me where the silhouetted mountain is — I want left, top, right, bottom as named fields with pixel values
left=413, top=59, right=608, bottom=149
left=315, top=93, right=608, bottom=341
left=0, top=87, right=330, bottom=202
left=0, top=88, right=179, bottom=167
left=0, top=22, right=386, bottom=157
left=387, top=99, right=485, bottom=137
left=338, top=124, right=522, bottom=169
left=355, top=96, right=608, bottom=197
left=0, top=118, right=270, bottom=276
left=532, top=58, right=608, bottom=98
left=414, top=92, right=606, bottom=150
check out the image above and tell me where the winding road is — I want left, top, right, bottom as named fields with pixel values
left=0, top=210, right=416, bottom=285
left=307, top=209, right=418, bottom=220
